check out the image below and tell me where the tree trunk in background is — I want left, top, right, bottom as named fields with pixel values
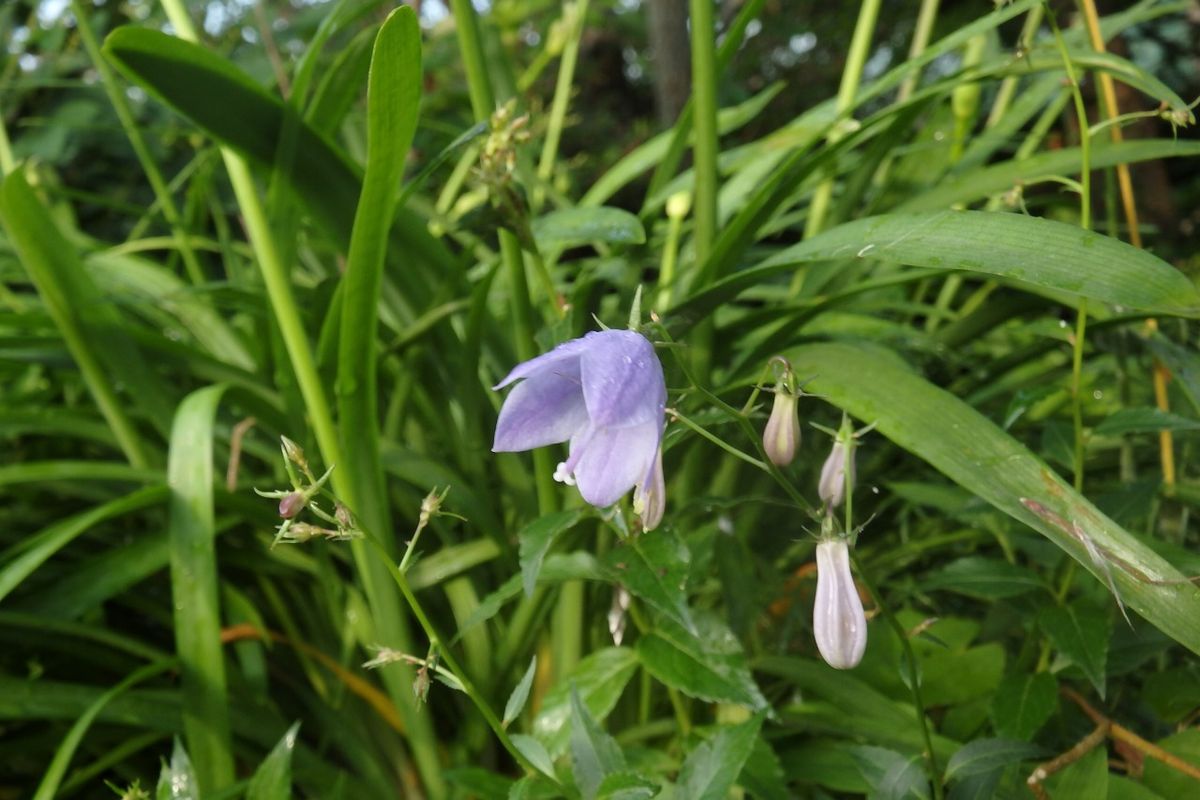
left=647, top=0, right=691, bottom=126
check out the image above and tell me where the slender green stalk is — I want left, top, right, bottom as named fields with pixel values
left=71, top=0, right=209, bottom=287
left=985, top=4, right=1045, bottom=127
left=1048, top=5, right=1092, bottom=494
left=450, top=0, right=496, bottom=119
left=688, top=0, right=719, bottom=269
left=668, top=409, right=769, bottom=471
left=803, top=0, right=881, bottom=242
left=535, top=0, right=590, bottom=210
left=897, top=0, right=941, bottom=103
left=0, top=113, right=14, bottom=174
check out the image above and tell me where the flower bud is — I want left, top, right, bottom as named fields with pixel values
left=633, top=447, right=666, bottom=531
left=818, top=439, right=855, bottom=509
left=278, top=492, right=306, bottom=519
left=762, top=391, right=800, bottom=466
left=813, top=539, right=867, bottom=669
left=280, top=436, right=308, bottom=471
left=666, top=191, right=692, bottom=221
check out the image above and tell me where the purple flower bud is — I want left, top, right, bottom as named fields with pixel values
left=493, top=330, right=668, bottom=515
left=278, top=492, right=306, bottom=519
left=634, top=447, right=665, bottom=531
left=762, top=391, right=800, bottom=466
left=818, top=439, right=855, bottom=509
left=814, top=539, right=867, bottom=669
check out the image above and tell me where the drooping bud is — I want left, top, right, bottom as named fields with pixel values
left=818, top=438, right=855, bottom=510
left=278, top=492, right=306, bottom=519
left=763, top=390, right=800, bottom=466
left=633, top=447, right=666, bottom=531
left=813, top=539, right=867, bottom=669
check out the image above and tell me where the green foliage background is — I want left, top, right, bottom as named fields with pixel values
left=3, top=0, right=1200, bottom=797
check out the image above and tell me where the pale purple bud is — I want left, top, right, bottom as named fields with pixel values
left=813, top=540, right=867, bottom=669
left=278, top=492, right=306, bottom=519
left=762, top=391, right=800, bottom=466
left=818, top=439, right=855, bottom=509
left=493, top=330, right=667, bottom=512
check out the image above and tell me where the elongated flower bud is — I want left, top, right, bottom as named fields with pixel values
left=763, top=391, right=800, bottom=466
left=818, top=439, right=855, bottom=509
left=634, top=447, right=666, bottom=531
left=278, top=491, right=306, bottom=519
left=813, top=539, right=867, bottom=669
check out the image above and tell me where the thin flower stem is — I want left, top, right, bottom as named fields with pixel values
left=852, top=555, right=944, bottom=799
left=667, top=408, right=768, bottom=471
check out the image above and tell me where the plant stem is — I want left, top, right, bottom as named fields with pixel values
left=897, top=0, right=941, bottom=103
left=688, top=0, right=718, bottom=269
left=535, top=0, right=590, bottom=211
left=803, top=0, right=881, bottom=242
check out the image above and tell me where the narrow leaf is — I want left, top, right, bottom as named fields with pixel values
left=519, top=509, right=585, bottom=598
left=503, top=656, right=538, bottom=727
left=944, top=738, right=1045, bottom=782
left=246, top=723, right=301, bottom=800
left=570, top=688, right=626, bottom=800
left=677, top=715, right=763, bottom=800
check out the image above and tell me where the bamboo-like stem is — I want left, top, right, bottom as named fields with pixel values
left=688, top=0, right=718, bottom=268
left=803, top=0, right=881, bottom=242
left=896, top=0, right=941, bottom=103
left=535, top=0, right=590, bottom=210
left=1075, top=0, right=1176, bottom=490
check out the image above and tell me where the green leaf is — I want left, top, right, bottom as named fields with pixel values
left=765, top=211, right=1200, bottom=316
left=851, top=747, right=930, bottom=800
left=944, top=738, right=1044, bottom=782
left=0, top=485, right=167, bottom=605
left=594, top=773, right=659, bottom=800
left=510, top=734, right=556, bottom=780
left=919, top=644, right=1005, bottom=707
left=167, top=385, right=234, bottom=791
left=990, top=672, right=1058, bottom=741
left=246, top=723, right=300, bottom=800
left=1142, top=730, right=1200, bottom=798
left=784, top=341, right=1200, bottom=656
left=0, top=165, right=170, bottom=465
left=603, top=531, right=694, bottom=633
left=533, top=647, right=638, bottom=756
left=101, top=26, right=450, bottom=268
left=503, top=656, right=538, bottom=728
left=570, top=688, right=626, bottom=800
left=157, top=739, right=199, bottom=800
left=1045, top=746, right=1108, bottom=799
left=531, top=207, right=646, bottom=250
left=899, top=139, right=1200, bottom=213
left=519, top=509, right=585, bottom=598
left=32, top=661, right=174, bottom=800
left=677, top=715, right=763, bottom=800
left=1143, top=667, right=1200, bottom=723
left=1094, top=408, right=1200, bottom=436
left=1038, top=604, right=1111, bottom=698
left=636, top=618, right=767, bottom=711
left=922, top=557, right=1048, bottom=600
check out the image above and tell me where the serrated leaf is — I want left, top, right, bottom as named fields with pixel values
left=510, top=734, right=556, bottom=781
left=504, top=656, right=538, bottom=728
left=570, top=688, right=626, bottom=800
left=246, top=723, right=300, bottom=800
left=636, top=619, right=767, bottom=711
left=533, top=647, right=638, bottom=756
left=157, top=739, right=199, bottom=800
left=990, top=672, right=1057, bottom=741
left=603, top=531, right=694, bottom=633
left=1039, top=604, right=1110, bottom=697
left=531, top=207, right=646, bottom=249
left=944, top=738, right=1045, bottom=782
left=677, top=715, right=763, bottom=800
left=922, top=557, right=1048, bottom=599
left=519, top=510, right=585, bottom=598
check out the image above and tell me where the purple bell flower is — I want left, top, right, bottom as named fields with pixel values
left=493, top=330, right=667, bottom=528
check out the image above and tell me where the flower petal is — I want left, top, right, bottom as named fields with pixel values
left=571, top=419, right=660, bottom=508
left=492, top=337, right=589, bottom=390
left=579, top=330, right=666, bottom=429
left=493, top=360, right=589, bottom=452
left=814, top=540, right=867, bottom=669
